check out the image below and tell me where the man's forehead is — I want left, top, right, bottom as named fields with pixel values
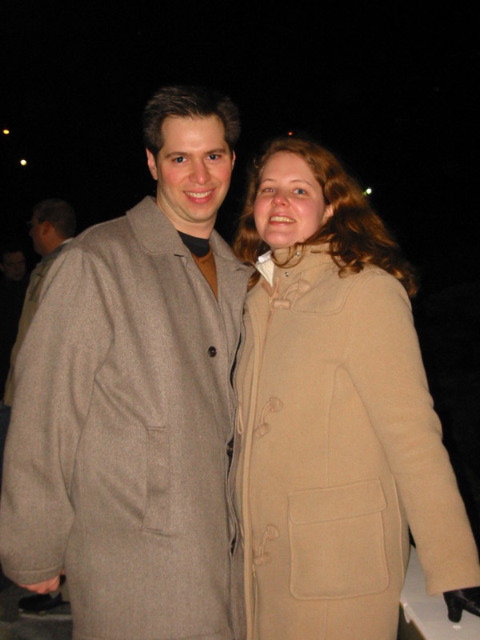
left=3, top=252, right=25, bottom=264
left=161, top=115, right=227, bottom=147
left=162, top=113, right=223, bottom=128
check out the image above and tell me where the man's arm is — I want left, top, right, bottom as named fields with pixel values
left=19, top=574, right=62, bottom=594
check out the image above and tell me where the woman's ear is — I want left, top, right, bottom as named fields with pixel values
left=324, top=204, right=334, bottom=219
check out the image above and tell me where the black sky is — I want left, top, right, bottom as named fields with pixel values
left=1, top=2, right=479, bottom=293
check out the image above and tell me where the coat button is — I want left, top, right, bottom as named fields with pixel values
left=208, top=346, right=217, bottom=357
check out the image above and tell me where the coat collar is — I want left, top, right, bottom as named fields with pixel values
left=126, top=196, right=251, bottom=273
left=126, top=196, right=194, bottom=256
left=248, top=245, right=337, bottom=303
left=258, top=244, right=334, bottom=287
left=272, top=244, right=333, bottom=269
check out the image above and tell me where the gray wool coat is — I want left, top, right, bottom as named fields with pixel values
left=0, top=197, right=251, bottom=640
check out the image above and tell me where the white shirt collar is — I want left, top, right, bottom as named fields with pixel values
left=255, top=250, right=274, bottom=286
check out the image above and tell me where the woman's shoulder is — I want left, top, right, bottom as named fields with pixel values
left=354, top=264, right=408, bottom=295
left=291, top=263, right=408, bottom=316
left=344, top=265, right=412, bottom=325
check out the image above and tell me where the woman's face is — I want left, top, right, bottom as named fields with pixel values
left=253, top=152, right=332, bottom=249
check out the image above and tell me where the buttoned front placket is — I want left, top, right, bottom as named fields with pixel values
left=240, top=252, right=326, bottom=637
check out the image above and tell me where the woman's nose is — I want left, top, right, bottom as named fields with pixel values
left=272, top=190, right=287, bottom=205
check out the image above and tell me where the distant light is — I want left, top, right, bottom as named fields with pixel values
left=2, top=129, right=9, bottom=135
left=287, top=131, right=294, bottom=136
left=364, top=187, right=372, bottom=195
left=20, top=159, right=27, bottom=166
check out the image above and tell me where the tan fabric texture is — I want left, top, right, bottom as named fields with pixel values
left=193, top=248, right=218, bottom=299
left=232, top=246, right=480, bottom=640
left=3, top=241, right=71, bottom=404
left=0, top=197, right=251, bottom=640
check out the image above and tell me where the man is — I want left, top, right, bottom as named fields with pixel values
left=2, top=198, right=77, bottom=407
left=0, top=244, right=27, bottom=284
left=0, top=86, right=251, bottom=639
left=0, top=243, right=28, bottom=399
left=0, top=243, right=28, bottom=495
left=0, top=203, right=75, bottom=598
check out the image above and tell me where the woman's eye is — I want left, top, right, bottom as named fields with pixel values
left=208, top=153, right=220, bottom=161
left=294, top=188, right=307, bottom=195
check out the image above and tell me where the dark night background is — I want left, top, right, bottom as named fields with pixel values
left=1, top=3, right=480, bottom=541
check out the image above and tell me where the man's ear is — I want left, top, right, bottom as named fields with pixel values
left=146, top=149, right=158, bottom=180
left=41, top=220, right=52, bottom=235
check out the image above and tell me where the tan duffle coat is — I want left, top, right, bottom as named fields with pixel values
left=0, top=197, right=251, bottom=640
left=232, top=246, right=480, bottom=640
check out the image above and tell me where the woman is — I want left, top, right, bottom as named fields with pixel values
left=232, top=135, right=480, bottom=639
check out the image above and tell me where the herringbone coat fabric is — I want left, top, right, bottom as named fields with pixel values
left=0, top=197, right=251, bottom=640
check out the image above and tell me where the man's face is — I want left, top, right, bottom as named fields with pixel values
left=1, top=251, right=26, bottom=281
left=146, top=115, right=235, bottom=239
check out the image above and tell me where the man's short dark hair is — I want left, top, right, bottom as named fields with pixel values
left=33, top=198, right=77, bottom=239
left=0, top=241, right=26, bottom=264
left=142, top=85, right=240, bottom=157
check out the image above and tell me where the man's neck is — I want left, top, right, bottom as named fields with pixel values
left=154, top=194, right=216, bottom=240
left=178, top=231, right=210, bottom=258
left=40, top=237, right=71, bottom=259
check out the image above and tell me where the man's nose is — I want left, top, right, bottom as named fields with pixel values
left=190, top=159, right=209, bottom=184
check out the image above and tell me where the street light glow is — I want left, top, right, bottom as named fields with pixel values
left=20, top=159, right=27, bottom=166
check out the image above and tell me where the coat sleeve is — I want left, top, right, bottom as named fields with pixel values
left=345, top=270, right=480, bottom=595
left=0, top=245, right=113, bottom=585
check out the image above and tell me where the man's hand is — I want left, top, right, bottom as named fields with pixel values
left=18, top=574, right=62, bottom=594
left=444, top=587, right=480, bottom=622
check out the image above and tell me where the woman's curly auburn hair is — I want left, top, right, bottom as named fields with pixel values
left=233, top=136, right=418, bottom=297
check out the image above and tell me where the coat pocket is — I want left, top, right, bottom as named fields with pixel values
left=142, top=425, right=170, bottom=533
left=288, top=479, right=388, bottom=599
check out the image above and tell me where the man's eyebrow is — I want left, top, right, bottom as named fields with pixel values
left=206, top=147, right=229, bottom=154
left=164, top=146, right=228, bottom=158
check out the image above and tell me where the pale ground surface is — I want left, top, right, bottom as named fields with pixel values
left=0, top=582, right=72, bottom=640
